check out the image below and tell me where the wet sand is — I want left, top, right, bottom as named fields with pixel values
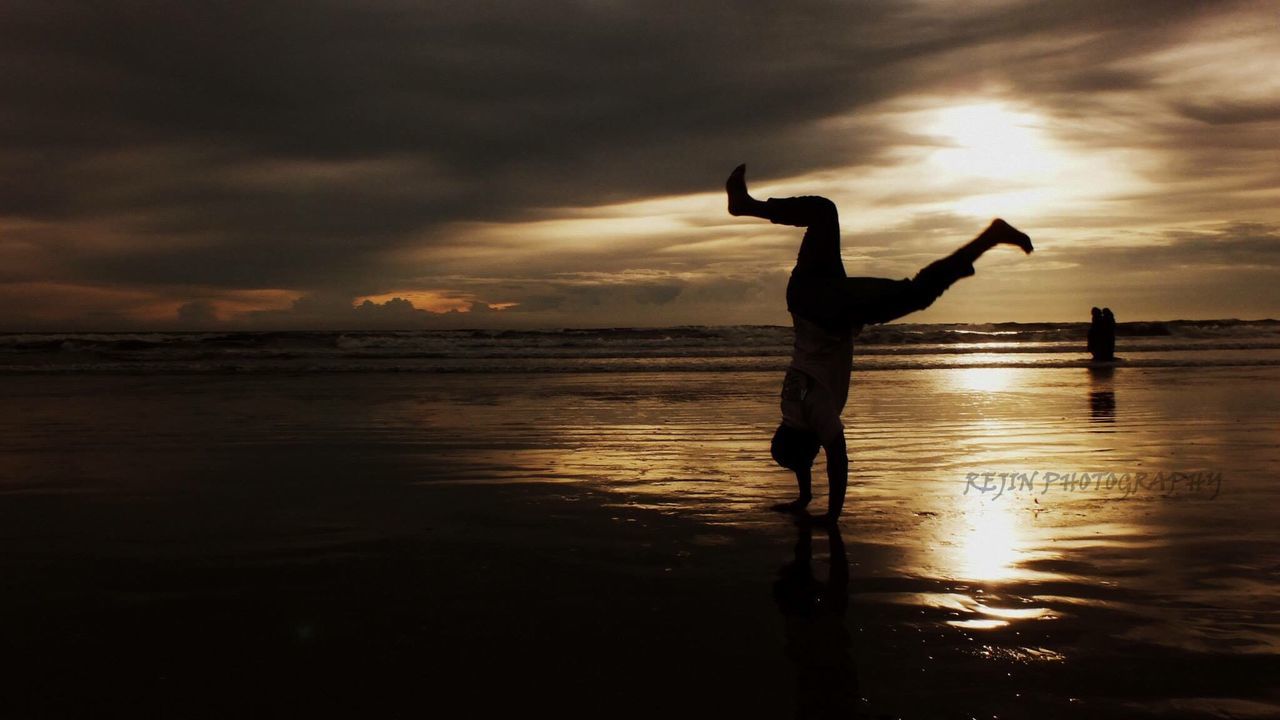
left=1, top=367, right=1278, bottom=718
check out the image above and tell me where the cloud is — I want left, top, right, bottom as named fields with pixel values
left=1176, top=100, right=1280, bottom=126
left=176, top=300, right=218, bottom=326
left=0, top=0, right=1277, bottom=326
left=1052, top=222, right=1280, bottom=272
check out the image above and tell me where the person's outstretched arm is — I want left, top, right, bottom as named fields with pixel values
left=773, top=466, right=813, bottom=514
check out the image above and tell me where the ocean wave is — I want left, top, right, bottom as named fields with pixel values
left=2, top=352, right=1278, bottom=375
left=3, top=320, right=1277, bottom=373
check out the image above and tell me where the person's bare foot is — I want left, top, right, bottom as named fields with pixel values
left=726, top=163, right=754, bottom=216
left=980, top=218, right=1034, bottom=254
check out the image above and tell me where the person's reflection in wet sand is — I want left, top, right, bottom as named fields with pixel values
left=773, top=522, right=861, bottom=718
left=1088, top=365, right=1116, bottom=423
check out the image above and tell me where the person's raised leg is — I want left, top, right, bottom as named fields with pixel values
left=950, top=218, right=1033, bottom=265
left=841, top=219, right=1032, bottom=327
left=911, top=218, right=1031, bottom=303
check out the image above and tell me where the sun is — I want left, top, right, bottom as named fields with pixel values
left=927, top=102, right=1063, bottom=180
left=916, top=100, right=1080, bottom=218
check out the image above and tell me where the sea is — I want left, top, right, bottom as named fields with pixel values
left=5, top=319, right=1280, bottom=716
left=3, top=318, right=1278, bottom=374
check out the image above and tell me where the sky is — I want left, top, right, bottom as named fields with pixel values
left=2, top=0, right=1278, bottom=330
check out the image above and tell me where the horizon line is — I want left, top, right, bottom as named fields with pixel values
left=2, top=317, right=1277, bottom=334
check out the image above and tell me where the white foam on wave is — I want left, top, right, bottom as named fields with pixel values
left=2, top=320, right=1278, bottom=373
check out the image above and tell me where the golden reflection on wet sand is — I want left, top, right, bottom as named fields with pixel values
left=438, top=362, right=1280, bottom=669
left=952, top=497, right=1022, bottom=583
left=400, top=362, right=1279, bottom=620
left=2, top=362, right=1278, bottom=717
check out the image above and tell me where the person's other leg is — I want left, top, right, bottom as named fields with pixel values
left=727, top=165, right=849, bottom=328
left=727, top=164, right=844, bottom=278
left=777, top=199, right=847, bottom=330
left=774, top=196, right=845, bottom=279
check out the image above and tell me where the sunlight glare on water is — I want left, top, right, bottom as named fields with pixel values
left=949, top=366, right=1020, bottom=393
left=954, top=497, right=1023, bottom=582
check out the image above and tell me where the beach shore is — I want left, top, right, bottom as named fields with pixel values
left=2, top=367, right=1278, bottom=718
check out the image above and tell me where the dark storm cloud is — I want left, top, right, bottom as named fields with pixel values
left=2, top=0, right=920, bottom=290
left=1055, top=223, right=1280, bottom=271
left=0, top=0, right=1272, bottom=325
left=1175, top=100, right=1280, bottom=126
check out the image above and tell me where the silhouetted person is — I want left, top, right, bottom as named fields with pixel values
left=774, top=522, right=858, bottom=719
left=1088, top=306, right=1116, bottom=361
left=1101, top=307, right=1117, bottom=360
left=1087, top=307, right=1103, bottom=359
left=727, top=164, right=1033, bottom=523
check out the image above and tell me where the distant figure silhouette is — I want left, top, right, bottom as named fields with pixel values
left=1088, top=306, right=1116, bottom=361
left=1101, top=307, right=1117, bottom=359
left=727, top=164, right=1033, bottom=523
left=773, top=522, right=858, bottom=718
left=1087, top=307, right=1102, bottom=358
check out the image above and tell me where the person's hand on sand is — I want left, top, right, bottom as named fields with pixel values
left=798, top=511, right=840, bottom=527
left=771, top=498, right=810, bottom=515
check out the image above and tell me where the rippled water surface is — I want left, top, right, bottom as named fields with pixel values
left=2, top=365, right=1277, bottom=717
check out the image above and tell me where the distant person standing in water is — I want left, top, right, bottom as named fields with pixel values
left=1101, top=308, right=1117, bottom=360
left=726, top=164, right=1033, bottom=524
left=1088, top=307, right=1104, bottom=360
left=1088, top=307, right=1117, bottom=361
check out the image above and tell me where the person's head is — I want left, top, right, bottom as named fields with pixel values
left=1091, top=307, right=1101, bottom=319
left=771, top=423, right=821, bottom=472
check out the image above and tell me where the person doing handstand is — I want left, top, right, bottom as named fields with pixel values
left=726, top=164, right=1034, bottom=524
